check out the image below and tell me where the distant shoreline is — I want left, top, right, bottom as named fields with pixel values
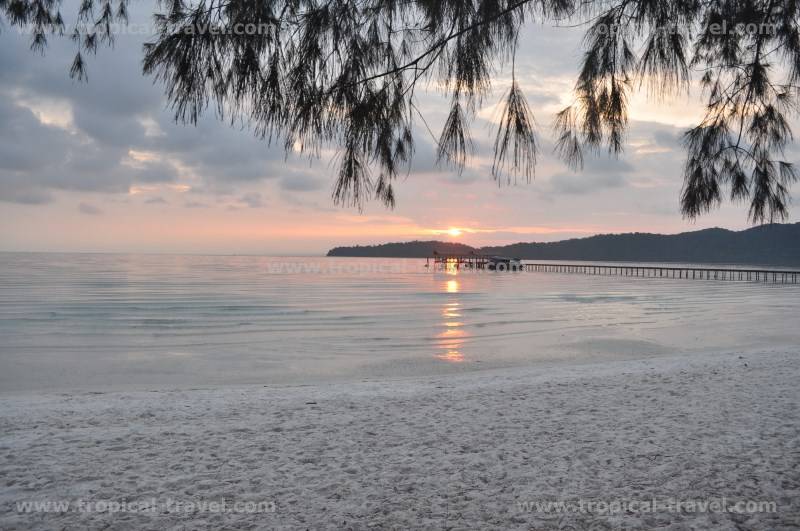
left=327, top=222, right=800, bottom=267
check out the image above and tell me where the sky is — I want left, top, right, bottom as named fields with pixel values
left=1, top=2, right=798, bottom=255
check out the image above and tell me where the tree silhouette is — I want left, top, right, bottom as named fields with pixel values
left=3, top=0, right=799, bottom=221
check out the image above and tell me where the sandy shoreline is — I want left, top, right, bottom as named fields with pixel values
left=1, top=349, right=798, bottom=530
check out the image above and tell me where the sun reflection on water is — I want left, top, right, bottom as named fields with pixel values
left=437, top=350, right=465, bottom=363
left=435, top=277, right=468, bottom=363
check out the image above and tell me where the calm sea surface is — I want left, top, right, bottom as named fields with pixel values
left=0, top=253, right=798, bottom=392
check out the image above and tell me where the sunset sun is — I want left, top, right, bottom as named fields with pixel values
left=447, top=228, right=462, bottom=237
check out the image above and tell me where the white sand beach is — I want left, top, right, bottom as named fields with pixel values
left=1, top=347, right=798, bottom=530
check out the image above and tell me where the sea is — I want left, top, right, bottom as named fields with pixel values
left=1, top=252, right=798, bottom=393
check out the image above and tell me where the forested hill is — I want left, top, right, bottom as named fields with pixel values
left=326, top=223, right=800, bottom=267
left=327, top=241, right=475, bottom=259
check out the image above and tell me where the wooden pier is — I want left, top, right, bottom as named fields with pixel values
left=524, top=263, right=800, bottom=284
left=427, top=253, right=523, bottom=271
left=427, top=254, right=492, bottom=269
left=428, top=254, right=800, bottom=284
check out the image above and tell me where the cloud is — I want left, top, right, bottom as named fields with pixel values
left=653, top=129, right=681, bottom=148
left=0, top=3, right=294, bottom=204
left=0, top=188, right=52, bottom=205
left=0, top=96, right=179, bottom=203
left=544, top=155, right=634, bottom=195
left=78, top=202, right=102, bottom=215
left=144, top=196, right=168, bottom=205
left=279, top=171, right=324, bottom=192
left=547, top=171, right=628, bottom=195
left=184, top=201, right=209, bottom=209
left=239, top=192, right=266, bottom=208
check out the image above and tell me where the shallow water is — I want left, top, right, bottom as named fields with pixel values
left=0, top=253, right=797, bottom=392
